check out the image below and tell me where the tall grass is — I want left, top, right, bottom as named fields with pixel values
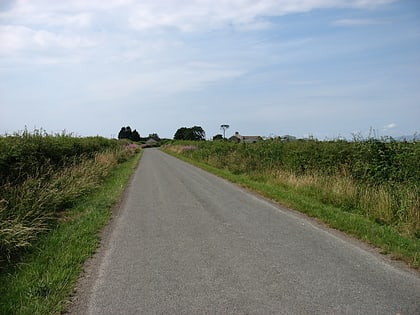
left=165, top=138, right=420, bottom=239
left=0, top=151, right=142, bottom=315
left=0, top=130, right=140, bottom=266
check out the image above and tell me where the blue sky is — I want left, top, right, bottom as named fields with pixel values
left=1, top=0, right=419, bottom=139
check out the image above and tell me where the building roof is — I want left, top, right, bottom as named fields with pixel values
left=230, top=132, right=260, bottom=143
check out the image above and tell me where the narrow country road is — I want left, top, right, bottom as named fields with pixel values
left=69, top=149, right=420, bottom=314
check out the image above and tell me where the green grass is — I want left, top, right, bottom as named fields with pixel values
left=0, top=152, right=141, bottom=315
left=164, top=149, right=420, bottom=269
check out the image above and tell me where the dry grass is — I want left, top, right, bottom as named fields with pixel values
left=266, top=168, right=420, bottom=237
left=163, top=144, right=197, bottom=154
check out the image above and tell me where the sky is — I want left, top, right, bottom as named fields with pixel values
left=0, top=0, right=419, bottom=140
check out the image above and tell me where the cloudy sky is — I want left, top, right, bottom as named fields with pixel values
left=1, top=0, right=419, bottom=139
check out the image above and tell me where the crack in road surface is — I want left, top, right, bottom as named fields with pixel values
left=68, top=149, right=420, bottom=314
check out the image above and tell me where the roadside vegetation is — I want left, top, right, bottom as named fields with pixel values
left=0, top=129, right=141, bottom=314
left=163, top=138, right=420, bottom=268
left=0, top=129, right=141, bottom=265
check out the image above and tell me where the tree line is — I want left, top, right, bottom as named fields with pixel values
left=118, top=125, right=206, bottom=141
left=173, top=126, right=205, bottom=141
left=118, top=126, right=141, bottom=142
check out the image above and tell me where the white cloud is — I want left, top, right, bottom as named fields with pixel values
left=90, top=62, right=245, bottom=99
left=111, top=38, right=184, bottom=63
left=2, top=0, right=412, bottom=139
left=48, top=12, right=92, bottom=28
left=383, top=122, right=397, bottom=130
left=1, top=0, right=397, bottom=33
left=126, top=0, right=396, bottom=32
left=0, top=25, right=96, bottom=57
left=0, top=25, right=28, bottom=52
left=287, top=80, right=322, bottom=86
left=1, top=0, right=131, bottom=17
left=333, top=18, right=389, bottom=27
left=0, top=0, right=397, bottom=62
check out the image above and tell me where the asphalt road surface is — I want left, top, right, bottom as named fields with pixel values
left=69, top=148, right=420, bottom=314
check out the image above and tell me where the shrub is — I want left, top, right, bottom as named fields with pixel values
left=0, top=131, right=139, bottom=265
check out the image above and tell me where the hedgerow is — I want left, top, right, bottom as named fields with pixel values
left=0, top=130, right=140, bottom=265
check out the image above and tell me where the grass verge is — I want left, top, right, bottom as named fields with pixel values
left=164, top=149, right=419, bottom=269
left=0, top=152, right=141, bottom=315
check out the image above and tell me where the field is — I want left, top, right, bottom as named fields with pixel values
left=0, top=129, right=140, bottom=267
left=165, top=138, right=420, bottom=266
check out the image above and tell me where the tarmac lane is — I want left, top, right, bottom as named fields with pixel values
left=68, top=148, right=420, bottom=314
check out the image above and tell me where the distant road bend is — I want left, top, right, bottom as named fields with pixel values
left=69, top=148, right=420, bottom=314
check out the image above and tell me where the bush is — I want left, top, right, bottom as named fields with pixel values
left=0, top=131, right=139, bottom=265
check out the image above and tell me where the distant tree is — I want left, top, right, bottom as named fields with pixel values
left=174, top=127, right=188, bottom=140
left=118, top=126, right=131, bottom=140
left=213, top=134, right=223, bottom=141
left=174, top=126, right=206, bottom=141
left=131, top=129, right=141, bottom=142
left=118, top=126, right=141, bottom=142
left=191, top=126, right=205, bottom=141
left=148, top=133, right=161, bottom=141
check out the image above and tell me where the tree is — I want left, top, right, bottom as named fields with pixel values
left=148, top=133, right=161, bottom=141
left=191, top=126, right=205, bottom=141
left=118, top=126, right=141, bottom=142
left=131, top=129, right=141, bottom=142
left=174, top=127, right=188, bottom=140
left=174, top=126, right=206, bottom=141
left=118, top=126, right=132, bottom=140
left=220, top=124, right=230, bottom=139
left=213, top=134, right=223, bottom=141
